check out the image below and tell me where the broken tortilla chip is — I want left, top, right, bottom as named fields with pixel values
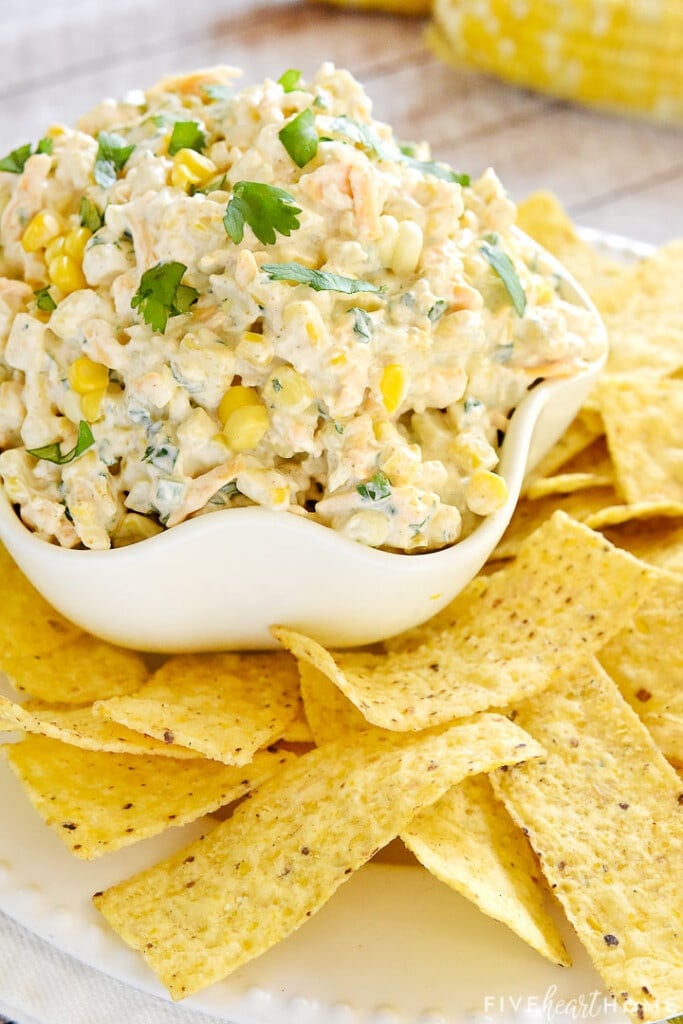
left=94, top=713, right=543, bottom=998
left=492, top=658, right=683, bottom=1024
left=276, top=513, right=656, bottom=731
left=93, top=651, right=301, bottom=765
left=3, top=735, right=294, bottom=857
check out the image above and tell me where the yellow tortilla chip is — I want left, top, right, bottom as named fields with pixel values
left=0, top=633, right=149, bottom=704
left=0, top=697, right=197, bottom=758
left=515, top=192, right=625, bottom=301
left=492, top=658, right=683, bottom=1024
left=599, top=571, right=683, bottom=770
left=585, top=500, right=683, bottom=530
left=403, top=776, right=570, bottom=966
left=278, top=702, right=314, bottom=744
left=524, top=407, right=605, bottom=485
left=299, top=664, right=569, bottom=967
left=94, top=713, right=543, bottom=998
left=524, top=438, right=614, bottom=499
left=602, top=519, right=683, bottom=575
left=93, top=652, right=301, bottom=765
left=275, top=513, right=656, bottom=731
left=493, top=487, right=618, bottom=560
left=0, top=542, right=82, bottom=659
left=597, top=376, right=683, bottom=505
left=3, top=735, right=294, bottom=858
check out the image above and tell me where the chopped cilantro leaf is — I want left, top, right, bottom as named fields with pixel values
left=94, top=132, right=135, bottom=188
left=263, top=262, right=382, bottom=295
left=402, top=156, right=469, bottom=185
left=191, top=173, right=227, bottom=196
left=130, top=261, right=199, bottom=333
left=480, top=240, right=527, bottom=317
left=278, top=69, right=302, bottom=93
left=168, top=120, right=207, bottom=156
left=329, top=115, right=391, bottom=160
left=27, top=421, right=94, bottom=465
left=224, top=181, right=302, bottom=246
left=357, top=471, right=391, bottom=502
left=142, top=443, right=179, bottom=473
left=427, top=299, right=448, bottom=322
left=34, top=287, right=57, bottom=312
left=36, top=137, right=53, bottom=155
left=279, top=109, right=318, bottom=168
left=271, top=378, right=283, bottom=392
left=79, top=196, right=104, bottom=232
left=351, top=306, right=372, bottom=341
left=0, top=143, right=33, bottom=174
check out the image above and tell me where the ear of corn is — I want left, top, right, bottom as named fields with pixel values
left=429, top=0, right=683, bottom=122
left=314, top=0, right=429, bottom=14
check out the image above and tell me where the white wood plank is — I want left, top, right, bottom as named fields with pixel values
left=571, top=169, right=683, bottom=245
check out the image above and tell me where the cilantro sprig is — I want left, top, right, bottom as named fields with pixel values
left=94, top=132, right=135, bottom=188
left=168, top=120, right=206, bottom=156
left=0, top=137, right=52, bottom=174
left=262, top=262, right=382, bottom=295
left=480, top=238, right=527, bottom=317
left=357, top=471, right=391, bottom=502
left=224, top=182, right=302, bottom=245
left=279, top=109, right=318, bottom=168
left=131, top=261, right=199, bottom=333
left=79, top=196, right=104, bottom=232
left=27, top=421, right=94, bottom=466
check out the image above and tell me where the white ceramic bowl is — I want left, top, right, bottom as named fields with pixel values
left=0, top=237, right=607, bottom=652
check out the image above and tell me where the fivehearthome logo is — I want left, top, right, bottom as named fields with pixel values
left=481, top=986, right=682, bottom=1022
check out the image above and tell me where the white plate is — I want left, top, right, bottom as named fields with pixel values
left=0, top=231, right=646, bottom=1024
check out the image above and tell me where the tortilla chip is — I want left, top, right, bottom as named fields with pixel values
left=492, top=658, right=683, bottom=1024
left=493, top=487, right=618, bottom=560
left=299, top=665, right=570, bottom=968
left=93, top=652, right=301, bottom=765
left=0, top=697, right=197, bottom=758
left=524, top=438, right=614, bottom=499
left=602, top=519, right=683, bottom=575
left=599, top=571, right=683, bottom=770
left=524, top=407, right=605, bottom=485
left=515, top=192, right=624, bottom=301
left=278, top=702, right=314, bottom=744
left=585, top=501, right=683, bottom=530
left=94, top=713, right=543, bottom=998
left=275, top=513, right=656, bottom=731
left=3, top=735, right=294, bottom=858
left=0, top=542, right=82, bottom=659
left=0, top=634, right=149, bottom=704
left=403, top=775, right=570, bottom=966
left=597, top=376, right=683, bottom=505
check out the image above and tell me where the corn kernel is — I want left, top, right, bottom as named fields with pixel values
left=218, top=385, right=261, bottom=427
left=330, top=352, right=347, bottom=367
left=270, top=486, right=290, bottom=507
left=377, top=214, right=399, bottom=266
left=450, top=433, right=497, bottom=472
left=45, top=235, right=66, bottom=263
left=242, top=331, right=264, bottom=344
left=69, top=356, right=109, bottom=394
left=22, top=211, right=63, bottom=253
left=343, top=510, right=390, bottom=548
left=80, top=387, right=107, bottom=422
left=266, top=366, right=313, bottom=410
left=64, top=226, right=92, bottom=261
left=465, top=469, right=508, bottom=516
left=171, top=148, right=217, bottom=190
left=46, top=124, right=66, bottom=139
left=48, top=254, right=86, bottom=294
left=113, top=513, right=164, bottom=547
left=380, top=363, right=406, bottom=414
left=223, top=403, right=269, bottom=452
left=388, top=220, right=423, bottom=276
left=373, top=420, right=393, bottom=442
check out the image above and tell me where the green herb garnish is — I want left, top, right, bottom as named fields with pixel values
left=277, top=69, right=302, bottom=93
left=351, top=306, right=372, bottom=340
left=224, top=182, right=302, bottom=245
left=36, top=137, right=53, bottom=155
left=94, top=132, right=135, bottom=188
left=191, top=173, right=227, bottom=196
left=279, top=109, right=318, bottom=168
left=168, top=120, right=206, bottom=156
left=329, top=115, right=391, bottom=160
left=0, top=143, right=34, bottom=174
left=262, top=262, right=382, bottom=295
left=202, top=83, right=233, bottom=101
left=480, top=239, right=527, bottom=317
left=357, top=471, right=391, bottom=502
left=402, top=157, right=469, bottom=186
left=79, top=196, right=104, bottom=232
left=131, top=261, right=199, bottom=333
left=427, top=299, right=448, bottom=322
left=27, top=420, right=94, bottom=465
left=34, top=287, right=57, bottom=312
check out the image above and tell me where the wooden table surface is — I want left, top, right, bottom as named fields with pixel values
left=1, top=0, right=683, bottom=247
